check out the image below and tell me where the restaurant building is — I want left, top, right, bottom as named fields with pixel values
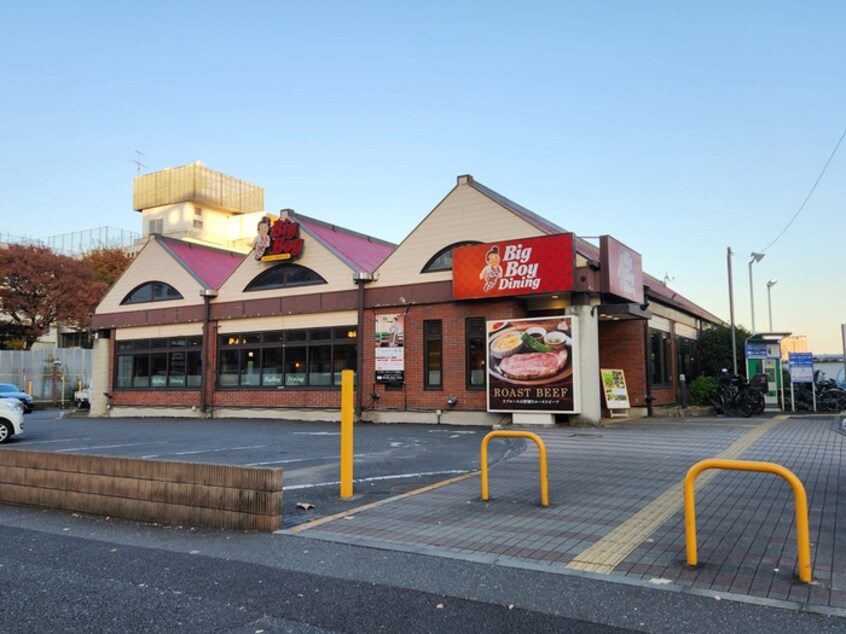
left=89, top=165, right=722, bottom=426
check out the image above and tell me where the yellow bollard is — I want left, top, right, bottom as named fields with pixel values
left=481, top=430, right=549, bottom=507
left=339, top=370, right=354, bottom=499
left=684, top=459, right=812, bottom=583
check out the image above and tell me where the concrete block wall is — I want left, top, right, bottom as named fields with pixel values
left=0, top=450, right=282, bottom=532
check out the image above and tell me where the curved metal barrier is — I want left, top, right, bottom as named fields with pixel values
left=684, top=458, right=812, bottom=583
left=481, top=431, right=549, bottom=507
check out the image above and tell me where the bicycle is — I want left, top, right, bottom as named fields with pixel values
left=710, top=371, right=757, bottom=418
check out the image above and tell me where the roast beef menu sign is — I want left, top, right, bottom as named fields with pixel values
left=452, top=234, right=575, bottom=300
left=487, top=315, right=581, bottom=414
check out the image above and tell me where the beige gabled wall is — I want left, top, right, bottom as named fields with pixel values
left=374, top=181, right=546, bottom=288
left=96, top=238, right=207, bottom=314
left=217, top=232, right=356, bottom=302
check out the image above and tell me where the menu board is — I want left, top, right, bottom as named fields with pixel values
left=487, top=315, right=580, bottom=414
left=601, top=369, right=630, bottom=410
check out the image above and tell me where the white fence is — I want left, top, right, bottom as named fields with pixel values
left=0, top=348, right=92, bottom=406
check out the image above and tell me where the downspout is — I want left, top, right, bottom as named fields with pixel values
left=199, top=289, right=218, bottom=416
left=352, top=272, right=375, bottom=420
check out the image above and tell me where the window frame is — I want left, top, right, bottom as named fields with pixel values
left=114, top=336, right=202, bottom=390
left=649, top=328, right=673, bottom=386
left=423, top=320, right=443, bottom=389
left=120, top=281, right=183, bottom=305
left=421, top=241, right=480, bottom=273
left=465, top=317, right=486, bottom=390
left=216, top=327, right=357, bottom=389
left=244, top=264, right=327, bottom=292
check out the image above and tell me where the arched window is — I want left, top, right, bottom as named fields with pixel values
left=121, top=281, right=183, bottom=305
left=245, top=264, right=327, bottom=291
left=421, top=241, right=480, bottom=273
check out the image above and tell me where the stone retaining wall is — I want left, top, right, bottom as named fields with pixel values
left=0, top=450, right=282, bottom=532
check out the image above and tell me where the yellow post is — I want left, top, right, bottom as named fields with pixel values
left=339, top=370, right=354, bottom=499
left=684, top=458, right=812, bottom=583
left=480, top=430, right=549, bottom=507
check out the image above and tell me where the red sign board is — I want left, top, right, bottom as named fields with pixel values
left=452, top=234, right=575, bottom=300
left=255, top=216, right=305, bottom=262
left=600, top=235, right=643, bottom=303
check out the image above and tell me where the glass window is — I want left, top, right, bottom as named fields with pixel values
left=116, top=355, right=133, bottom=388
left=676, top=336, right=698, bottom=380
left=210, top=327, right=357, bottom=389
left=421, top=242, right=479, bottom=273
left=466, top=318, right=486, bottom=390
left=284, top=346, right=307, bottom=386
left=244, top=264, right=327, bottom=291
left=185, top=350, right=202, bottom=387
left=219, top=349, right=240, bottom=387
left=261, top=347, right=284, bottom=386
left=649, top=329, right=673, bottom=386
left=133, top=355, right=150, bottom=388
left=333, top=344, right=357, bottom=386
left=424, top=320, right=443, bottom=388
left=113, top=336, right=203, bottom=390
left=308, top=345, right=333, bottom=386
left=121, top=282, right=183, bottom=305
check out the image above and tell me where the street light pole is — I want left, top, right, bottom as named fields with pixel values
left=727, top=247, right=738, bottom=375
left=749, top=252, right=765, bottom=333
left=767, top=279, right=778, bottom=331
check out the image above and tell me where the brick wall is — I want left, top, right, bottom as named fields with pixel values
left=365, top=300, right=526, bottom=412
left=598, top=320, right=648, bottom=407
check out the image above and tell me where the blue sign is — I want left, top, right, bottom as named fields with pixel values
left=746, top=342, right=768, bottom=360
left=788, top=352, right=814, bottom=383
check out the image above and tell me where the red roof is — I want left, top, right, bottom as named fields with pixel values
left=158, top=237, right=243, bottom=289
left=292, top=212, right=395, bottom=273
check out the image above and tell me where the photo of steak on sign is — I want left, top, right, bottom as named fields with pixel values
left=487, top=315, right=580, bottom=414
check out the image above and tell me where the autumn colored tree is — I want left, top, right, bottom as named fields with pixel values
left=82, top=247, right=133, bottom=286
left=0, top=244, right=107, bottom=349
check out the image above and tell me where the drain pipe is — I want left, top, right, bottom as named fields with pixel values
left=199, top=289, right=218, bottom=416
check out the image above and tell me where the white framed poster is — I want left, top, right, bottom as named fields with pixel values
left=601, top=368, right=630, bottom=410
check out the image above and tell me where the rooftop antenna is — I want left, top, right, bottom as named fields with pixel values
left=132, top=150, right=147, bottom=175
left=663, top=273, right=675, bottom=286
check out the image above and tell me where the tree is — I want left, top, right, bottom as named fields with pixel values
left=0, top=245, right=107, bottom=350
left=82, top=247, right=133, bottom=286
left=697, top=324, right=752, bottom=378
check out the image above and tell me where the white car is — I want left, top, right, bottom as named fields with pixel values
left=0, top=398, right=24, bottom=443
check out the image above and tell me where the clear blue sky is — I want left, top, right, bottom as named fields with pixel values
left=2, top=2, right=844, bottom=353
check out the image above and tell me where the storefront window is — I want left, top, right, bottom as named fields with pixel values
left=216, top=327, right=357, bottom=388
left=649, top=329, right=673, bottom=386
left=284, top=347, right=307, bottom=386
left=676, top=336, right=698, bottom=380
left=424, top=320, right=443, bottom=388
left=466, top=318, right=486, bottom=389
left=114, top=336, right=202, bottom=389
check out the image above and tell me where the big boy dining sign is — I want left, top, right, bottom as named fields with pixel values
left=452, top=234, right=575, bottom=300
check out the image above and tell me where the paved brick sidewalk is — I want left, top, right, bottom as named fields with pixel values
left=291, top=414, right=845, bottom=615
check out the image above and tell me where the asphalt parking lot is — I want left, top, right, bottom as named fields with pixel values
left=8, top=409, right=518, bottom=527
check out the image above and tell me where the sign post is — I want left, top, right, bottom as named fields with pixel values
left=788, top=352, right=815, bottom=412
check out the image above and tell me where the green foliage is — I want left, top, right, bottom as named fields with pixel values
left=696, top=324, right=751, bottom=378
left=688, top=375, right=717, bottom=406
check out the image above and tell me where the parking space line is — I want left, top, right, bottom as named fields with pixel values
left=567, top=415, right=789, bottom=574
left=285, top=471, right=479, bottom=533
left=285, top=469, right=470, bottom=490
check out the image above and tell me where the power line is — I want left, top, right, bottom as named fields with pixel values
left=758, top=126, right=846, bottom=253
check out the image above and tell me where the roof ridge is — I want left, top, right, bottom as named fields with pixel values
left=287, top=210, right=397, bottom=249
